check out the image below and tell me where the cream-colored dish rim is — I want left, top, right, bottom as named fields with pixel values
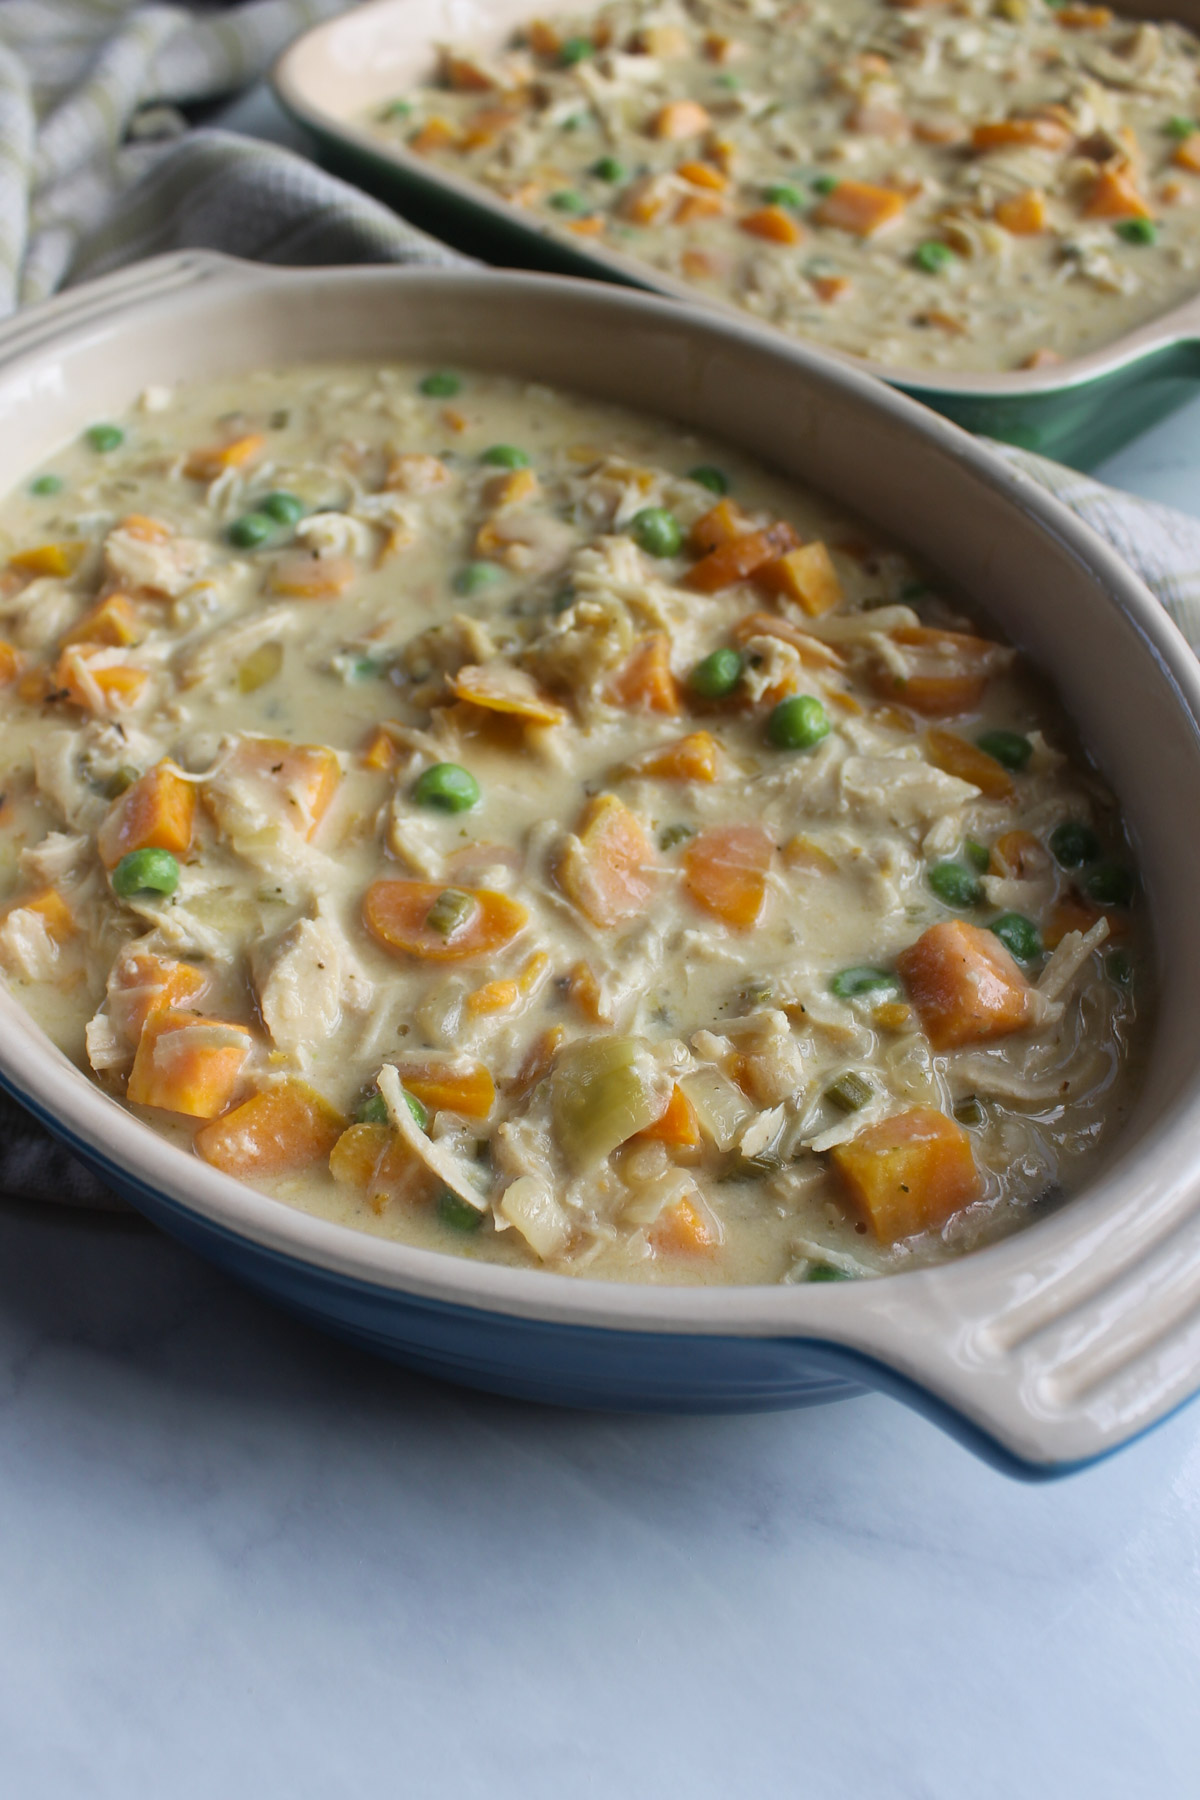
left=1, top=252, right=1199, bottom=1469
left=273, top=0, right=1200, bottom=401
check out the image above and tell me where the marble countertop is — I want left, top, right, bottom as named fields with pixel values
left=3, top=88, right=1199, bottom=1800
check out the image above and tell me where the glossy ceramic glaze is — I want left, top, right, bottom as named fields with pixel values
left=1, top=253, right=1199, bottom=1475
left=273, top=0, right=1200, bottom=469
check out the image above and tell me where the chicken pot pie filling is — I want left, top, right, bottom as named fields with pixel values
left=379, top=0, right=1200, bottom=374
left=0, top=363, right=1146, bottom=1283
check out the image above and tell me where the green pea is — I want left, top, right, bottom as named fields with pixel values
left=454, top=561, right=503, bottom=596
left=658, top=822, right=694, bottom=851
left=631, top=507, right=683, bottom=557
left=764, top=183, right=805, bottom=208
left=30, top=474, right=62, bottom=496
left=965, top=838, right=991, bottom=873
left=805, top=1262, right=851, bottom=1282
left=825, top=1071, right=873, bottom=1113
left=480, top=444, right=530, bottom=468
left=103, top=765, right=141, bottom=800
left=412, top=761, right=480, bottom=813
left=561, top=114, right=584, bottom=132
left=424, top=888, right=478, bottom=938
left=438, top=1189, right=485, bottom=1231
left=829, top=966, right=897, bottom=1001
left=810, top=174, right=838, bottom=195
left=1107, top=948, right=1132, bottom=985
left=258, top=491, right=306, bottom=525
left=559, top=36, right=593, bottom=64
left=1115, top=218, right=1157, bottom=246
left=1085, top=862, right=1135, bottom=907
left=419, top=371, right=460, bottom=398
left=714, top=73, right=740, bottom=90
left=1050, top=820, right=1099, bottom=868
left=111, top=848, right=180, bottom=899
left=988, top=912, right=1042, bottom=962
left=229, top=512, right=275, bottom=549
left=766, top=694, right=830, bottom=751
left=975, top=729, right=1032, bottom=772
left=954, top=1096, right=985, bottom=1128
left=359, top=1088, right=428, bottom=1129
left=592, top=156, right=625, bottom=181
left=927, top=860, right=983, bottom=908
left=549, top=190, right=586, bottom=212
left=689, top=647, right=743, bottom=699
left=912, top=240, right=955, bottom=274
left=85, top=423, right=124, bottom=453
left=688, top=465, right=729, bottom=495
left=1166, top=115, right=1197, bottom=139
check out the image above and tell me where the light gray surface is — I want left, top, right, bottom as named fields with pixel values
left=1, top=83, right=1198, bottom=1800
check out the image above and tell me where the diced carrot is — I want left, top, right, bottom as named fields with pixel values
left=60, top=593, right=140, bottom=649
left=675, top=192, right=726, bottom=224
left=459, top=105, right=519, bottom=150
left=1056, top=4, right=1112, bottom=25
left=624, top=730, right=720, bottom=782
left=994, top=188, right=1047, bottom=235
left=872, top=999, right=912, bottom=1031
left=558, top=793, right=657, bottom=928
left=267, top=553, right=356, bottom=598
left=364, top=879, right=529, bottom=962
left=484, top=466, right=539, bottom=508
left=740, top=205, right=802, bottom=244
left=690, top=497, right=750, bottom=555
left=126, top=1011, right=252, bottom=1118
left=972, top=118, right=1071, bottom=153
left=98, top=759, right=196, bottom=869
left=1172, top=134, right=1200, bottom=174
left=329, top=1121, right=430, bottom=1209
left=730, top=611, right=845, bottom=668
left=184, top=434, right=265, bottom=482
left=2, top=884, right=75, bottom=941
left=195, top=1080, right=345, bottom=1178
left=756, top=541, right=843, bottom=616
left=990, top=829, right=1047, bottom=879
left=0, top=641, right=18, bottom=685
left=439, top=51, right=495, bottom=91
left=53, top=646, right=149, bottom=713
left=896, top=920, right=1032, bottom=1050
left=813, top=180, right=906, bottom=236
left=526, top=19, right=560, bottom=55
left=635, top=1083, right=702, bottom=1149
left=812, top=273, right=851, bottom=303
left=871, top=624, right=1002, bottom=716
left=410, top=117, right=460, bottom=154
left=687, top=521, right=799, bottom=593
left=361, top=725, right=397, bottom=771
left=9, top=541, right=87, bottom=579
left=703, top=30, right=738, bottom=62
left=391, top=1058, right=495, bottom=1119
left=467, top=978, right=520, bottom=1017
left=652, top=101, right=711, bottom=140
left=206, top=738, right=340, bottom=843
left=924, top=728, right=1015, bottom=800
left=677, top=159, right=728, bottom=191
left=607, top=634, right=680, bottom=714
left=649, top=1192, right=717, bottom=1253
left=831, top=1106, right=981, bottom=1243
left=1084, top=166, right=1153, bottom=220
left=449, top=661, right=568, bottom=724
left=1043, top=893, right=1126, bottom=949
left=683, top=823, right=773, bottom=928
left=108, top=952, right=208, bottom=1040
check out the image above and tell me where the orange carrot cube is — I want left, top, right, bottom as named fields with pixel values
left=924, top=728, right=1015, bottom=800
left=652, top=101, right=711, bottom=140
left=813, top=180, right=906, bottom=236
left=60, top=593, right=140, bottom=649
left=994, top=188, right=1047, bottom=235
left=683, top=823, right=773, bottom=928
left=972, top=117, right=1071, bottom=153
left=625, top=730, right=720, bottom=782
left=558, top=794, right=657, bottom=928
left=391, top=1058, right=495, bottom=1119
left=831, top=1106, right=981, bottom=1242
left=635, top=1084, right=702, bottom=1149
left=9, top=541, right=87, bottom=578
left=195, top=1080, right=345, bottom=1178
left=687, top=521, right=799, bottom=593
left=896, top=920, right=1032, bottom=1050
left=98, top=760, right=196, bottom=869
left=1085, top=166, right=1153, bottom=220
left=757, top=541, right=843, bottom=615
left=740, top=205, right=803, bottom=244
left=126, top=1011, right=252, bottom=1118
left=606, top=634, right=681, bottom=714
left=184, top=434, right=265, bottom=481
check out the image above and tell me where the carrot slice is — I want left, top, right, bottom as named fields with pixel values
left=896, top=920, right=1032, bottom=1050
left=267, top=553, right=356, bottom=599
left=98, top=759, right=196, bottom=869
left=364, top=880, right=529, bottom=962
left=635, top=1083, right=702, bottom=1149
left=756, top=541, right=843, bottom=616
left=205, top=738, right=340, bottom=843
left=54, top=646, right=149, bottom=714
left=687, top=521, right=799, bottom=593
left=10, top=541, right=87, bottom=578
left=652, top=101, right=711, bottom=140
left=329, top=1122, right=430, bottom=1208
left=871, top=625, right=1002, bottom=716
left=924, top=729, right=1015, bottom=801
left=195, top=1080, right=345, bottom=1178
left=2, top=884, right=75, bottom=941
left=607, top=634, right=681, bottom=714
left=683, top=823, right=773, bottom=928
left=675, top=192, right=726, bottom=224
left=391, top=1058, right=495, bottom=1119
left=108, top=952, right=208, bottom=1040
left=650, top=1193, right=717, bottom=1253
left=994, top=188, right=1047, bottom=235
left=624, top=730, right=720, bottom=782
left=126, top=1011, right=252, bottom=1118
left=1172, top=134, right=1200, bottom=174
left=813, top=180, right=906, bottom=236
left=677, top=160, right=728, bottom=191
left=690, top=498, right=750, bottom=555
left=449, top=661, right=568, bottom=724
left=831, top=1106, right=981, bottom=1243
left=740, top=205, right=802, bottom=244
left=184, top=434, right=265, bottom=481
left=0, top=641, right=17, bottom=685
left=1084, top=166, right=1153, bottom=220
left=558, top=794, right=657, bottom=928
left=60, top=593, right=140, bottom=649
left=972, top=118, right=1071, bottom=152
